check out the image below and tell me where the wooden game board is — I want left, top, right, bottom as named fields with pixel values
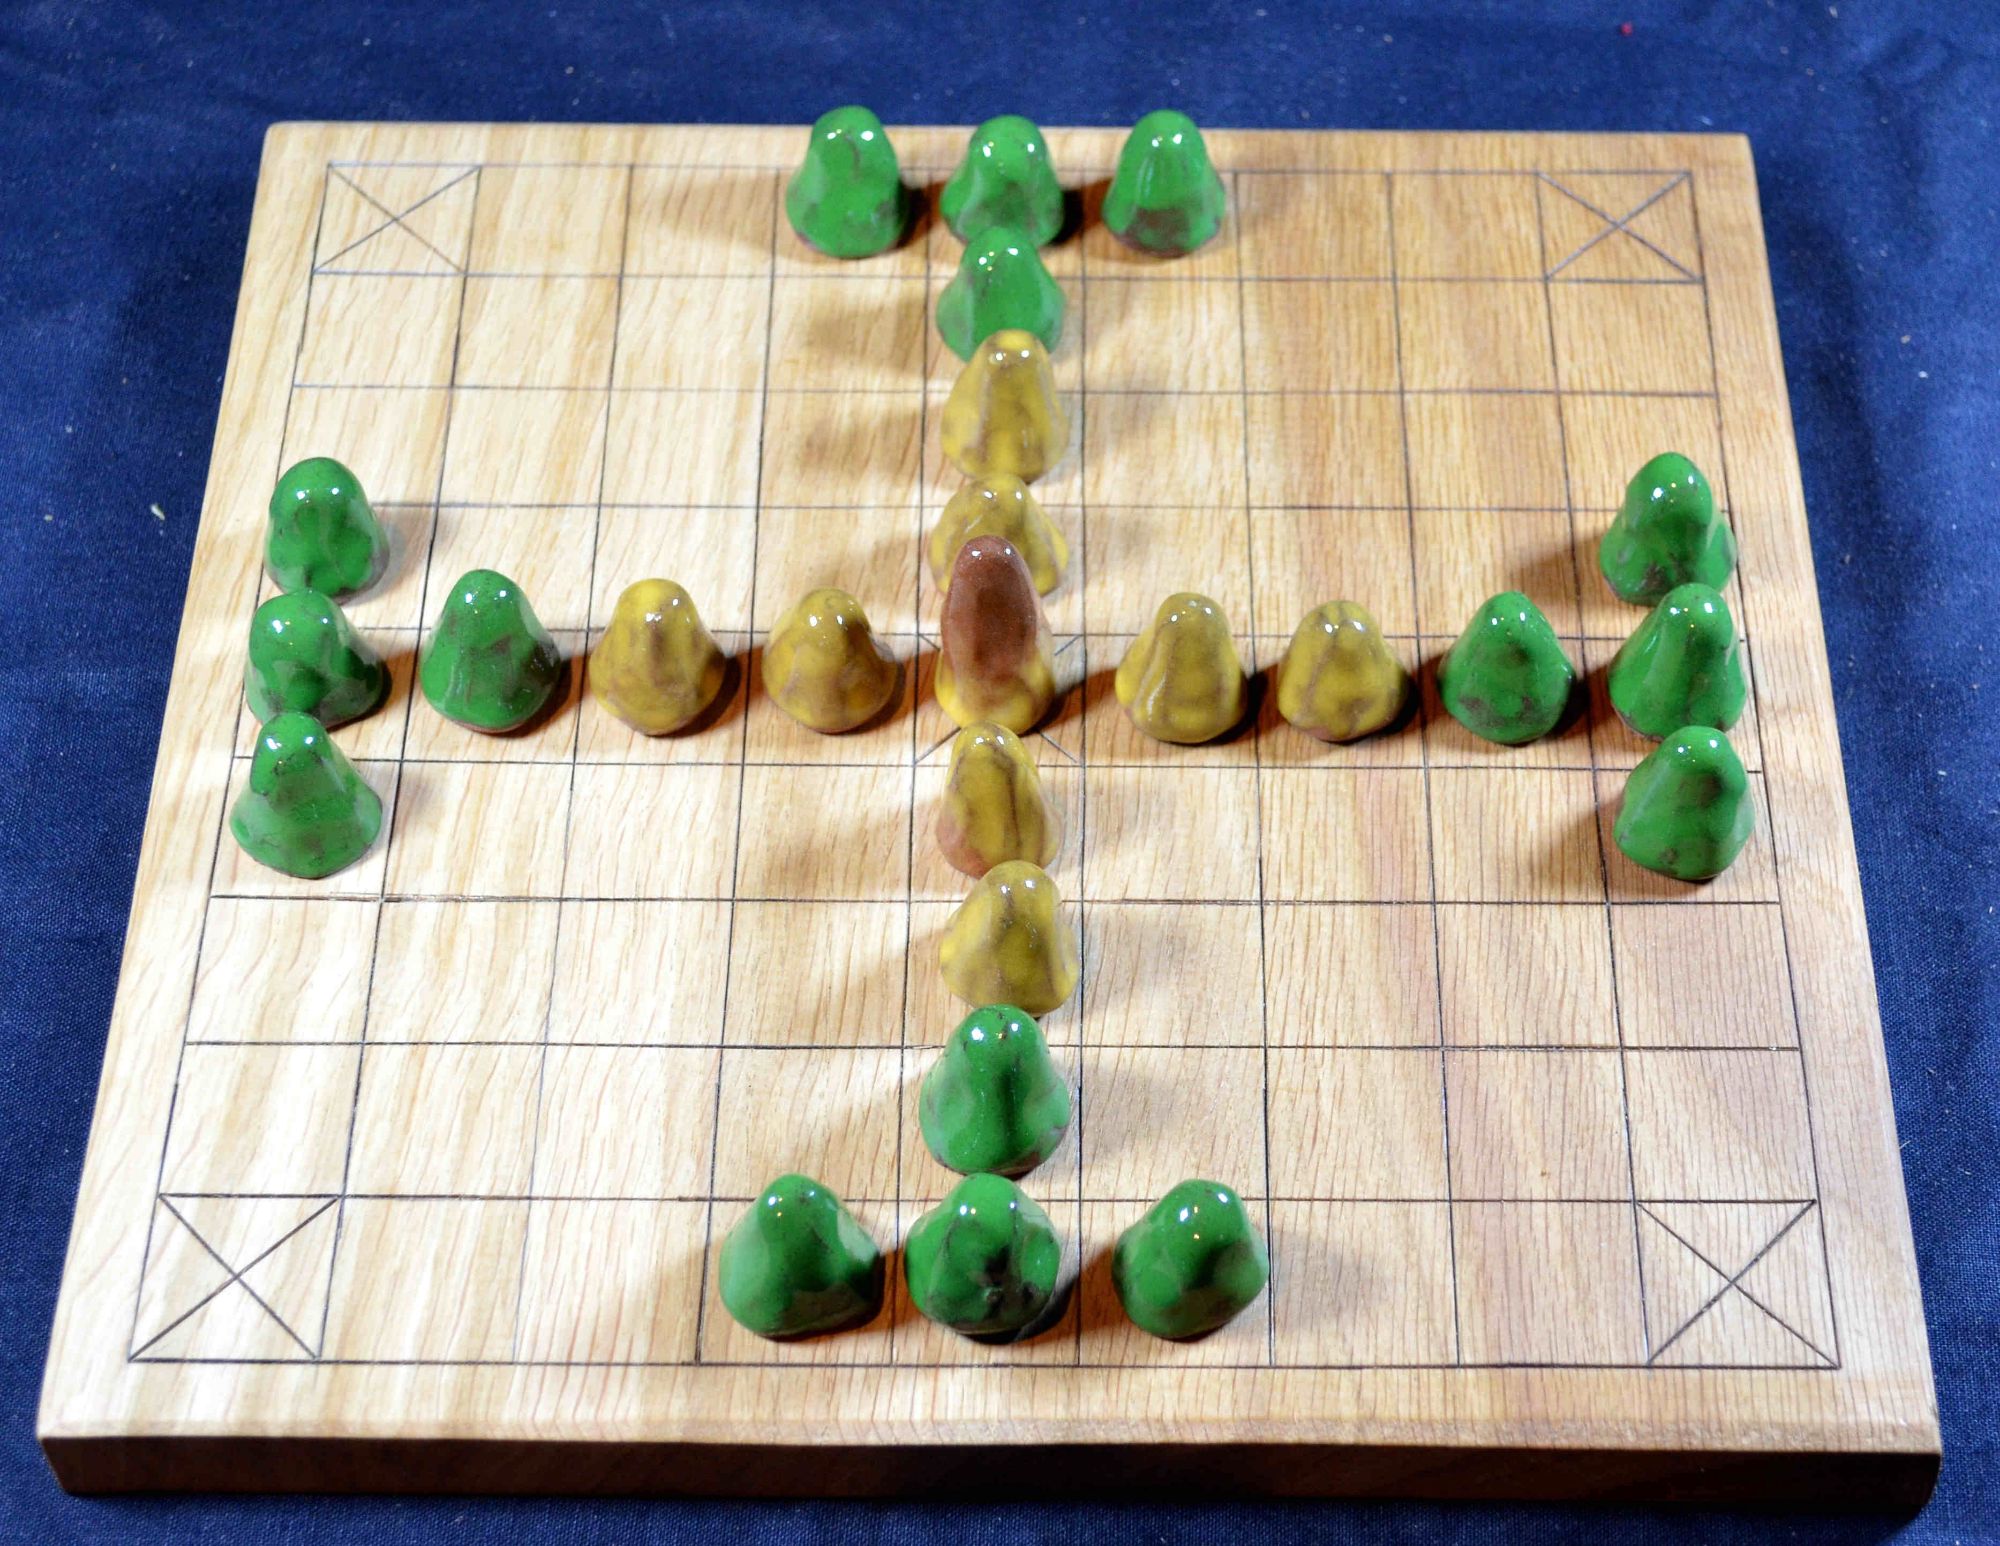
left=38, top=124, right=1937, bottom=1501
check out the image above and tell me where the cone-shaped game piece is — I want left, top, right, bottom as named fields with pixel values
left=1102, top=110, right=1227, bottom=257
left=244, top=588, right=388, bottom=729
left=1437, top=591, right=1575, bottom=746
left=590, top=578, right=727, bottom=735
left=936, top=225, right=1066, bottom=360
left=930, top=474, right=1068, bottom=595
left=919, top=1004, right=1072, bottom=1177
left=939, top=859, right=1079, bottom=1016
left=420, top=569, right=564, bottom=733
left=1599, top=452, right=1736, bottom=605
left=229, top=711, right=382, bottom=879
left=1614, top=727, right=1755, bottom=881
left=761, top=586, right=899, bottom=733
left=1275, top=599, right=1408, bottom=743
left=784, top=105, right=908, bottom=259
left=936, top=721, right=1062, bottom=878
left=941, top=329, right=1069, bottom=483
left=1113, top=1179, right=1270, bottom=1340
left=1115, top=592, right=1248, bottom=745
left=904, top=1171, right=1064, bottom=1339
left=941, top=115, right=1064, bottom=247
left=935, top=538, right=1057, bottom=733
left=266, top=455, right=389, bottom=599
left=717, top=1173, right=884, bottom=1340
left=1607, top=582, right=1746, bottom=740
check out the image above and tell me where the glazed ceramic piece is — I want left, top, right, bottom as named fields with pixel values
left=1437, top=591, right=1576, bottom=746
left=929, top=474, right=1068, bottom=595
left=1112, top=1179, right=1270, bottom=1340
left=590, top=578, right=726, bottom=735
left=940, top=115, right=1063, bottom=247
left=1607, top=582, right=1746, bottom=739
left=1102, top=110, right=1227, bottom=256
left=939, top=859, right=1080, bottom=1016
left=228, top=711, right=382, bottom=879
left=760, top=586, right=899, bottom=734
left=919, top=1004, right=1072, bottom=1178
left=1599, top=452, right=1736, bottom=605
left=419, top=569, right=564, bottom=733
left=1275, top=599, right=1408, bottom=742
left=940, top=328, right=1069, bottom=483
left=244, top=588, right=387, bottom=729
left=265, top=455, right=388, bottom=599
left=716, top=1173, right=884, bottom=1339
left=936, top=225, right=1066, bottom=360
left=1115, top=592, right=1248, bottom=745
left=783, top=106, right=908, bottom=258
left=936, top=721, right=1063, bottom=878
left=1614, top=726, right=1755, bottom=881
left=903, top=1172, right=1064, bottom=1339
left=935, top=538, right=1057, bottom=733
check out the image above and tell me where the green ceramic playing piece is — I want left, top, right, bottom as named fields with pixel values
left=244, top=589, right=388, bottom=728
left=229, top=711, right=382, bottom=879
left=1607, top=582, right=1746, bottom=740
left=717, top=1173, right=884, bottom=1339
left=935, top=224, right=1065, bottom=360
left=266, top=456, right=389, bottom=598
left=784, top=105, right=909, bottom=258
left=1437, top=591, right=1576, bottom=745
left=940, top=115, right=1063, bottom=247
left=1112, top=1179, right=1269, bottom=1340
left=1599, top=452, right=1736, bottom=605
left=419, top=568, right=564, bottom=733
left=1614, top=727, right=1755, bottom=881
left=1102, top=110, right=1227, bottom=256
left=904, top=1172, right=1063, bottom=1339
left=919, top=1005, right=1071, bottom=1178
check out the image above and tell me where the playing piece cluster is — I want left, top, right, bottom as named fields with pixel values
left=233, top=109, right=1756, bottom=1346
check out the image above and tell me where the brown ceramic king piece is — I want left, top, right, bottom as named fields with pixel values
left=934, top=538, right=1057, bottom=733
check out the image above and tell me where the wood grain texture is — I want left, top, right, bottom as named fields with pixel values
left=37, top=123, right=1937, bottom=1502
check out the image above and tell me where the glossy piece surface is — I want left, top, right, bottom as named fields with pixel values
left=1614, top=726, right=1755, bottom=881
left=940, top=328, right=1069, bottom=483
left=1102, top=110, right=1227, bottom=256
left=903, top=1172, right=1063, bottom=1339
left=1599, top=451, right=1737, bottom=605
left=935, top=538, right=1056, bottom=733
left=761, top=586, right=899, bottom=734
left=939, top=859, right=1079, bottom=1016
left=940, top=115, right=1063, bottom=247
left=1112, top=1179, right=1270, bottom=1340
left=244, top=588, right=387, bottom=729
left=717, top=1173, right=884, bottom=1340
left=935, top=225, right=1065, bottom=360
left=265, top=455, right=388, bottom=598
left=1607, top=582, right=1746, bottom=739
left=936, top=721, right=1062, bottom=878
left=929, top=474, right=1068, bottom=595
left=1115, top=592, right=1248, bottom=745
left=783, top=105, right=908, bottom=259
left=1437, top=591, right=1575, bottom=746
left=919, top=1004, right=1072, bottom=1177
left=419, top=569, right=564, bottom=733
left=590, top=578, right=726, bottom=735
left=1275, top=599, right=1408, bottom=742
left=228, top=711, right=382, bottom=879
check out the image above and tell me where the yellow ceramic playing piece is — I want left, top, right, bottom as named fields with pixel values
left=939, top=328, right=1068, bottom=484
left=1114, top=592, right=1248, bottom=745
left=929, top=474, right=1068, bottom=596
left=590, top=579, right=727, bottom=735
left=936, top=722, right=1062, bottom=878
left=1275, top=600, right=1409, bottom=743
left=935, top=538, right=1057, bottom=733
left=939, top=859, right=1079, bottom=1016
left=761, top=586, right=899, bottom=734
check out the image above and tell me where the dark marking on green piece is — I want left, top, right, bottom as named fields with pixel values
left=1102, top=110, right=1226, bottom=257
left=903, top=1172, right=1063, bottom=1339
left=229, top=711, right=382, bottom=879
left=1613, top=726, right=1755, bottom=881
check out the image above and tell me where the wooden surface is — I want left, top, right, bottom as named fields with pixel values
left=38, top=123, right=1937, bottom=1501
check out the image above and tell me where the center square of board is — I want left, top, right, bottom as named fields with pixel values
left=37, top=124, right=1935, bottom=1504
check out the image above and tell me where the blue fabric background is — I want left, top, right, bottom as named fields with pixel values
left=2, top=1, right=1994, bottom=1540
